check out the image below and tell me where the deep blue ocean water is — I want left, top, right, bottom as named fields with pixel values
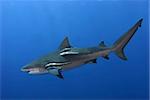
left=1, top=0, right=149, bottom=100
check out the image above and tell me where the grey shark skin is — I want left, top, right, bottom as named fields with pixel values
left=21, top=19, right=143, bottom=79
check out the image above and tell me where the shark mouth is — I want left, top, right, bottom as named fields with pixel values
left=21, top=67, right=47, bottom=74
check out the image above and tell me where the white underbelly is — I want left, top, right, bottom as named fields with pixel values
left=29, top=71, right=48, bottom=74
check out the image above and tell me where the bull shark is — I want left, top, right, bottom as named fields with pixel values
left=21, top=18, right=143, bottom=79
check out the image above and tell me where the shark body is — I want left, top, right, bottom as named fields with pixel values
left=21, top=19, right=143, bottom=79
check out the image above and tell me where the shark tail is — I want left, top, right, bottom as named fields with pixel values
left=111, top=18, right=143, bottom=60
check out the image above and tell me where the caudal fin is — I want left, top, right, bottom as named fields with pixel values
left=112, top=18, right=143, bottom=60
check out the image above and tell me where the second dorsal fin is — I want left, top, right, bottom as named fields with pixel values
left=99, top=41, right=106, bottom=48
left=59, top=37, right=71, bottom=50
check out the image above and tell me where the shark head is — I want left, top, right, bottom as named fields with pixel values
left=21, top=63, right=48, bottom=74
left=21, top=63, right=64, bottom=79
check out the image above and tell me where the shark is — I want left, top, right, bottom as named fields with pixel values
left=21, top=18, right=143, bottom=79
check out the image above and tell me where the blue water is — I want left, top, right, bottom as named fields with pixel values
left=1, top=0, right=149, bottom=100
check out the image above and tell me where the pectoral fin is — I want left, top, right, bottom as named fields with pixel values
left=47, top=67, right=64, bottom=79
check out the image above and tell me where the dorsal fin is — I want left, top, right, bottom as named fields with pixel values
left=99, top=41, right=106, bottom=47
left=59, top=37, right=71, bottom=50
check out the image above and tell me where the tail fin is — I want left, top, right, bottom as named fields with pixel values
left=112, top=18, right=143, bottom=60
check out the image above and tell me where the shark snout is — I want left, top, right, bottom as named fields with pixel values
left=21, top=64, right=32, bottom=72
left=21, top=66, right=47, bottom=74
left=21, top=67, right=30, bottom=72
